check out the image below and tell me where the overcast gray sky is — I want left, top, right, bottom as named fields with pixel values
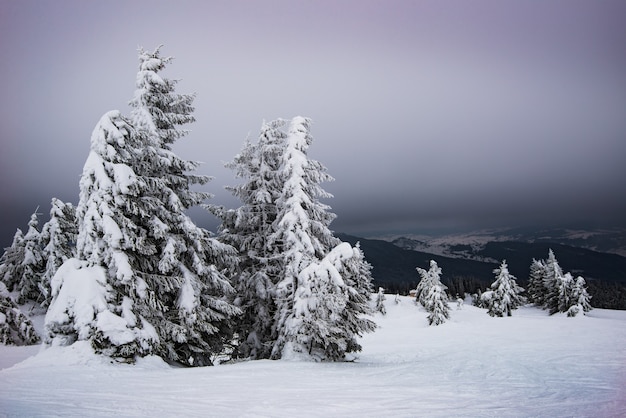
left=1, top=0, right=625, bottom=247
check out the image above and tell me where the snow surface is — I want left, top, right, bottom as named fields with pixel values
left=1, top=296, right=625, bottom=417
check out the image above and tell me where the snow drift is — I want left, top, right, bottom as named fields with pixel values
left=1, top=296, right=625, bottom=417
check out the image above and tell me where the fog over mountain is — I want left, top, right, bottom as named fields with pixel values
left=2, top=0, right=625, bottom=247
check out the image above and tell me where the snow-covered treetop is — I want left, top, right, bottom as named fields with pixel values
left=24, top=211, right=40, bottom=241
left=130, top=45, right=195, bottom=148
left=493, top=259, right=510, bottom=277
left=137, top=45, right=171, bottom=72
left=417, top=260, right=443, bottom=283
left=545, top=249, right=564, bottom=280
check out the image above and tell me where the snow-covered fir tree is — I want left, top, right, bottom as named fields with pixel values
left=0, top=229, right=25, bottom=297
left=19, top=211, right=46, bottom=304
left=527, top=258, right=547, bottom=306
left=415, top=260, right=443, bottom=307
left=416, top=260, right=450, bottom=325
left=269, top=116, right=338, bottom=359
left=125, top=46, right=240, bottom=365
left=555, top=272, right=592, bottom=317
left=268, top=116, right=374, bottom=360
left=47, top=47, right=240, bottom=366
left=542, top=249, right=564, bottom=314
left=375, top=287, right=386, bottom=315
left=0, top=211, right=46, bottom=305
left=39, top=198, right=77, bottom=308
left=567, top=275, right=592, bottom=317
left=481, top=260, right=525, bottom=317
left=556, top=272, right=575, bottom=315
left=0, top=282, right=39, bottom=345
left=46, top=110, right=160, bottom=359
left=424, top=284, right=450, bottom=326
left=213, top=119, right=288, bottom=359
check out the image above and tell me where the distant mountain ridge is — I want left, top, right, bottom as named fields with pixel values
left=378, top=226, right=626, bottom=258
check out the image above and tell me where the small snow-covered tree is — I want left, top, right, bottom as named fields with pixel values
left=39, top=198, right=77, bottom=307
left=0, top=229, right=25, bottom=295
left=543, top=249, right=564, bottom=314
left=19, top=211, right=46, bottom=304
left=0, top=211, right=46, bottom=305
left=375, top=287, right=386, bottom=315
left=424, top=284, right=450, bottom=326
left=483, top=260, right=525, bottom=317
left=415, top=260, right=443, bottom=307
left=567, top=275, right=592, bottom=317
left=0, top=282, right=39, bottom=345
left=473, top=289, right=487, bottom=308
left=556, top=273, right=593, bottom=317
left=556, top=272, right=575, bottom=315
left=527, top=258, right=547, bottom=306
left=416, top=260, right=450, bottom=325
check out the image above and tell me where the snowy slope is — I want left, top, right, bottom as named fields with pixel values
left=1, top=297, right=625, bottom=417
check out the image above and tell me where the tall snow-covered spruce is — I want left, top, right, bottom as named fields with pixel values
left=269, top=117, right=375, bottom=360
left=211, top=119, right=288, bottom=359
left=526, top=258, right=547, bottom=307
left=126, top=46, right=240, bottom=365
left=543, top=249, right=564, bottom=314
left=46, top=110, right=158, bottom=356
left=217, top=116, right=375, bottom=361
left=45, top=47, right=239, bottom=366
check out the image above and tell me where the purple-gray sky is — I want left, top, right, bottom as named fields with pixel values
left=1, top=0, right=625, bottom=247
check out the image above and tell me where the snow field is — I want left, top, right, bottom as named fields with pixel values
left=1, top=296, right=625, bottom=417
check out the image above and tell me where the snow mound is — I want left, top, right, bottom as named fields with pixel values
left=8, top=340, right=170, bottom=372
left=45, top=258, right=111, bottom=342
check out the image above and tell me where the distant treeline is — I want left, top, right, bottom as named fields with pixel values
left=338, top=234, right=626, bottom=310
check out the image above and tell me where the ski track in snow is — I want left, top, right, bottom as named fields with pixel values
left=1, top=297, right=625, bottom=417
